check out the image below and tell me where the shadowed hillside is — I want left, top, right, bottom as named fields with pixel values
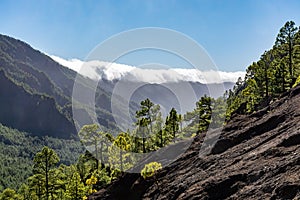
left=0, top=34, right=120, bottom=137
left=0, top=70, right=76, bottom=138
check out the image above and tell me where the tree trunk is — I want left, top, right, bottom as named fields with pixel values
left=265, top=66, right=269, bottom=98
left=160, top=130, right=163, bottom=147
left=45, top=153, right=49, bottom=200
left=100, top=141, right=104, bottom=168
left=95, top=141, right=99, bottom=170
left=120, top=149, right=123, bottom=172
left=75, top=178, right=78, bottom=199
left=142, top=137, right=146, bottom=153
left=289, top=36, right=293, bottom=80
left=172, top=121, right=176, bottom=141
left=282, top=70, right=285, bottom=92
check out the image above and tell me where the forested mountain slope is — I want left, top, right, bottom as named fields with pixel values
left=0, top=123, right=84, bottom=191
left=0, top=34, right=118, bottom=137
left=0, top=70, right=76, bottom=138
left=91, top=78, right=300, bottom=200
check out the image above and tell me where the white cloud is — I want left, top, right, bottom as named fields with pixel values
left=50, top=55, right=245, bottom=84
left=50, top=55, right=84, bottom=72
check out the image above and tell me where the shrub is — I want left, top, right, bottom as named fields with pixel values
left=140, top=162, right=162, bottom=179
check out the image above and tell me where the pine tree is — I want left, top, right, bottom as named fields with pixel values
left=275, top=21, right=298, bottom=86
left=165, top=108, right=179, bottom=140
left=210, top=97, right=227, bottom=128
left=185, top=95, right=212, bottom=133
left=79, top=124, right=111, bottom=170
left=135, top=99, right=161, bottom=152
left=153, top=112, right=165, bottom=148
left=136, top=98, right=155, bottom=134
left=108, top=133, right=132, bottom=172
left=33, top=146, right=59, bottom=200
left=136, top=118, right=149, bottom=153
left=257, top=51, right=275, bottom=99
left=65, top=171, right=86, bottom=200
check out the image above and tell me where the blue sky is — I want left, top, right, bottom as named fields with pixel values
left=0, top=0, right=300, bottom=71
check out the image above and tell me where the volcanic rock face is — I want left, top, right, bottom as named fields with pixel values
left=91, top=86, right=300, bottom=200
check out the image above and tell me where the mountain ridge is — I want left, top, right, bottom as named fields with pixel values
left=0, top=34, right=122, bottom=137
left=0, top=33, right=235, bottom=138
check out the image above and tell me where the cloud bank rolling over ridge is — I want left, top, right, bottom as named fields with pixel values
left=50, top=55, right=245, bottom=84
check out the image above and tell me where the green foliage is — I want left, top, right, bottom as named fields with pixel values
left=65, top=171, right=85, bottom=200
left=0, top=188, right=22, bottom=200
left=226, top=20, right=300, bottom=118
left=210, top=97, right=227, bottom=128
left=92, top=168, right=111, bottom=189
left=18, top=184, right=30, bottom=200
left=184, top=95, right=213, bottom=134
left=165, top=108, right=180, bottom=140
left=152, top=112, right=165, bottom=148
left=293, top=75, right=300, bottom=87
left=135, top=98, right=161, bottom=153
left=108, top=132, right=132, bottom=172
left=27, top=174, right=46, bottom=199
left=79, top=124, right=109, bottom=169
left=275, top=21, right=299, bottom=82
left=33, top=147, right=60, bottom=173
left=140, top=162, right=162, bottom=180
left=33, top=146, right=60, bottom=200
left=85, top=175, right=97, bottom=195
left=0, top=123, right=83, bottom=192
left=0, top=144, right=113, bottom=199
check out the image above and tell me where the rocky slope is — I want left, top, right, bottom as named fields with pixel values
left=90, top=85, right=300, bottom=199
